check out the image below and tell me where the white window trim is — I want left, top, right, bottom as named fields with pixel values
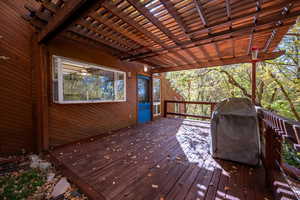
left=52, top=55, right=127, bottom=104
left=153, top=102, right=161, bottom=116
left=153, top=78, right=161, bottom=116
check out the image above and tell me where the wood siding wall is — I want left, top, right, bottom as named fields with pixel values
left=160, top=75, right=185, bottom=116
left=47, top=38, right=147, bottom=147
left=0, top=1, right=184, bottom=153
left=0, top=1, right=36, bottom=154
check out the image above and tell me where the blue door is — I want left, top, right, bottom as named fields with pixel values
left=137, top=75, right=151, bottom=123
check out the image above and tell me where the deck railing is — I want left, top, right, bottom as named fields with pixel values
left=257, top=108, right=300, bottom=199
left=163, top=100, right=217, bottom=120
left=163, top=100, right=300, bottom=198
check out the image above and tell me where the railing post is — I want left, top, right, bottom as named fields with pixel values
left=163, top=101, right=167, bottom=118
left=210, top=103, right=215, bottom=117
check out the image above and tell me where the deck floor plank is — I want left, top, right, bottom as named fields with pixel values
left=50, top=118, right=272, bottom=200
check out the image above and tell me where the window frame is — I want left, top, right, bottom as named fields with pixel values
left=152, top=78, right=161, bottom=116
left=52, top=55, right=127, bottom=104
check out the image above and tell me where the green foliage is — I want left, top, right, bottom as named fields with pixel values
left=282, top=142, right=300, bottom=168
left=165, top=23, right=300, bottom=121
left=0, top=169, right=45, bottom=200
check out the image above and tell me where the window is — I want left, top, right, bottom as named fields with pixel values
left=138, top=78, right=150, bottom=102
left=52, top=56, right=126, bottom=103
left=153, top=78, right=161, bottom=116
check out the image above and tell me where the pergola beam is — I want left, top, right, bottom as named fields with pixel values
left=194, top=0, right=208, bottom=26
left=126, top=0, right=180, bottom=44
left=159, top=0, right=204, bottom=62
left=126, top=0, right=194, bottom=65
left=263, top=1, right=295, bottom=52
left=188, top=0, right=298, bottom=36
left=69, top=26, right=130, bottom=52
left=122, top=17, right=296, bottom=61
left=151, top=51, right=284, bottom=73
left=77, top=20, right=136, bottom=49
left=88, top=13, right=145, bottom=49
left=37, top=0, right=104, bottom=43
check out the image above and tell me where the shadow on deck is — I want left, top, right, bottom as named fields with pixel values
left=49, top=118, right=273, bottom=200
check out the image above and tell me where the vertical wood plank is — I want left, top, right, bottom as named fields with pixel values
left=32, top=34, right=49, bottom=151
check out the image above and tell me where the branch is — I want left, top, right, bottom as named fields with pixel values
left=219, top=69, right=252, bottom=99
left=257, top=81, right=264, bottom=106
left=269, top=71, right=300, bottom=121
left=267, top=87, right=278, bottom=110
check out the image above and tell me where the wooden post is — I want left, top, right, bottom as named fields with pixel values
left=163, top=101, right=167, bottom=117
left=32, top=34, right=49, bottom=152
left=211, top=103, right=215, bottom=117
left=251, top=62, right=257, bottom=104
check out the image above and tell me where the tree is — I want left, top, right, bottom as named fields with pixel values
left=165, top=22, right=300, bottom=120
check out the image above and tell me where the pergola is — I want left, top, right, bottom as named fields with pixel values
left=8, top=1, right=299, bottom=199
left=23, top=0, right=300, bottom=104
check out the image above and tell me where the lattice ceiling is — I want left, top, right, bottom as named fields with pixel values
left=24, top=0, right=300, bottom=72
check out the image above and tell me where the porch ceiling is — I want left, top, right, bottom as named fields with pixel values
left=24, top=0, right=300, bottom=72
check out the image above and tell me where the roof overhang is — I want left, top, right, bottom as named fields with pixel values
left=24, top=0, right=300, bottom=72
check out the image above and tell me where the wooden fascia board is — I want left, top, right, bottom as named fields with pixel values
left=151, top=51, right=285, bottom=73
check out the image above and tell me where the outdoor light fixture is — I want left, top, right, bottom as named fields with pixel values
left=251, top=47, right=259, bottom=62
left=144, top=65, right=149, bottom=72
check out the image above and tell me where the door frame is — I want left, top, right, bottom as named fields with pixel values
left=152, top=77, right=162, bottom=118
left=136, top=74, right=153, bottom=123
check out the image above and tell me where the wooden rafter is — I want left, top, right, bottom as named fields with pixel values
left=263, top=1, right=295, bottom=52
left=76, top=20, right=135, bottom=50
left=101, top=1, right=186, bottom=66
left=188, top=0, right=298, bottom=36
left=24, top=0, right=300, bottom=71
left=38, top=0, right=58, bottom=13
left=69, top=26, right=129, bottom=52
left=88, top=12, right=145, bottom=48
left=225, top=0, right=235, bottom=58
left=225, top=0, right=231, bottom=20
left=126, top=0, right=180, bottom=44
left=126, top=0, right=195, bottom=65
left=159, top=0, right=202, bottom=62
left=122, top=14, right=298, bottom=61
left=193, top=0, right=208, bottom=26
left=37, top=0, right=104, bottom=43
left=152, top=51, right=285, bottom=73
left=193, top=0, right=221, bottom=60
left=247, top=28, right=254, bottom=55
left=247, top=0, right=261, bottom=55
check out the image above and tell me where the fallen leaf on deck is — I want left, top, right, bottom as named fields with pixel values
left=152, top=184, right=159, bottom=188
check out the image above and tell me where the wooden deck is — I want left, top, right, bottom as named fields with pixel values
left=49, top=118, right=272, bottom=200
